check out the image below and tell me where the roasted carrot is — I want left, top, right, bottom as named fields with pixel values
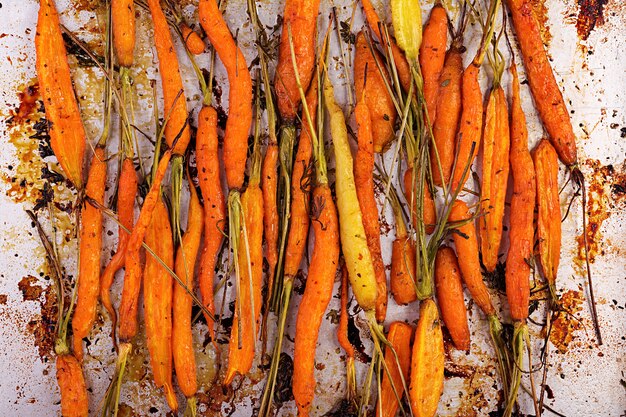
left=112, top=0, right=135, bottom=67
left=72, top=147, right=106, bottom=361
left=354, top=31, right=397, bottom=153
left=36, top=0, right=86, bottom=188
left=450, top=63, right=482, bottom=191
left=403, top=167, right=437, bottom=235
left=448, top=200, right=495, bottom=316
left=533, top=139, right=561, bottom=298
left=56, top=354, right=89, bottom=417
left=196, top=105, right=225, bottom=339
left=361, top=0, right=411, bottom=93
left=180, top=23, right=205, bottom=55
left=430, top=39, right=463, bottom=187
left=376, top=322, right=412, bottom=417
left=100, top=157, right=137, bottom=339
left=505, top=0, right=576, bottom=166
left=354, top=100, right=387, bottom=322
left=283, top=79, right=318, bottom=279
left=173, top=173, right=203, bottom=412
left=200, top=0, right=252, bottom=190
left=147, top=0, right=190, bottom=156
left=434, top=246, right=470, bottom=351
left=409, top=299, right=444, bottom=417
left=479, top=79, right=510, bottom=273
left=419, top=2, right=448, bottom=126
left=120, top=150, right=172, bottom=342
left=292, top=183, right=340, bottom=416
left=337, top=265, right=357, bottom=402
left=143, top=198, right=178, bottom=412
left=274, top=0, right=321, bottom=122
left=388, top=184, right=417, bottom=305
left=505, top=62, right=535, bottom=322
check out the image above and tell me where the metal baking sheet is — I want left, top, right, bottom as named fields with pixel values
left=0, top=0, right=624, bottom=416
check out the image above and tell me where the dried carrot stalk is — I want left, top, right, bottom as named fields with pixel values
left=72, top=147, right=106, bottom=361
left=354, top=31, right=397, bottom=153
left=36, top=0, right=86, bottom=188
left=144, top=199, right=178, bottom=412
left=376, top=322, right=413, bottom=417
left=434, top=246, right=470, bottom=351
left=409, top=299, right=444, bottom=417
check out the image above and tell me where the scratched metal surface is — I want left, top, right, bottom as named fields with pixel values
left=0, top=0, right=624, bottom=416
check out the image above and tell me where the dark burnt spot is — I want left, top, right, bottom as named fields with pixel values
left=18, top=275, right=43, bottom=301
left=576, top=0, right=608, bottom=41
left=347, top=315, right=371, bottom=363
left=274, top=352, right=294, bottom=405
left=324, top=398, right=358, bottom=417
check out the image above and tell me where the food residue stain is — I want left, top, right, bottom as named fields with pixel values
left=549, top=289, right=585, bottom=353
left=18, top=275, right=43, bottom=302
left=576, top=0, right=608, bottom=40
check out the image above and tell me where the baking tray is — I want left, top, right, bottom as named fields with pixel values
left=0, top=0, right=624, bottom=415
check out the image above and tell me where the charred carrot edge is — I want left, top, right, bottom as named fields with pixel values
left=71, top=147, right=107, bottom=361
left=361, top=0, right=411, bottom=93
left=354, top=31, right=397, bottom=153
left=274, top=0, right=322, bottom=122
left=144, top=199, right=178, bottom=412
left=173, top=172, right=204, bottom=413
left=100, top=157, right=137, bottom=343
left=283, top=79, right=318, bottom=278
left=533, top=139, right=561, bottom=299
left=376, top=322, right=412, bottom=417
left=434, top=246, right=470, bottom=351
left=409, top=299, right=444, bottom=417
left=430, top=40, right=463, bottom=187
left=112, top=0, right=135, bottom=67
left=354, top=99, right=387, bottom=322
left=292, top=184, right=340, bottom=416
left=180, top=23, right=205, bottom=55
left=419, top=1, right=448, bottom=127
left=36, top=0, right=86, bottom=188
left=196, top=105, right=226, bottom=341
left=199, top=0, right=252, bottom=190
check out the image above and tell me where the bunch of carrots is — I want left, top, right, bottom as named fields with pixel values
left=29, top=0, right=599, bottom=416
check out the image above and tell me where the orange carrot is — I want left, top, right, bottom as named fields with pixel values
left=120, top=150, right=172, bottom=342
left=361, top=0, right=411, bottom=93
left=274, top=0, right=322, bottom=122
left=479, top=84, right=510, bottom=272
left=449, top=200, right=495, bottom=316
left=419, top=2, right=448, bottom=125
left=36, top=0, right=86, bottom=188
left=435, top=246, right=470, bottom=351
left=376, top=322, right=413, bottom=417
left=533, top=139, right=561, bottom=296
left=283, top=79, right=318, bottom=278
left=173, top=175, right=204, bottom=405
left=196, top=105, right=226, bottom=339
left=180, top=23, right=205, bottom=55
left=354, top=31, right=397, bottom=153
left=389, top=185, right=417, bottom=305
left=100, top=157, right=137, bottom=339
left=403, top=167, right=437, bottom=235
left=450, top=63, right=483, bottom=191
left=337, top=265, right=357, bottom=402
left=506, top=0, right=577, bottom=166
left=505, top=63, right=536, bottom=321
left=409, top=299, right=445, bottom=417
left=56, top=354, right=89, bottom=417
left=72, top=147, right=106, bottom=361
left=147, top=0, right=190, bottom=156
left=292, top=184, right=340, bottom=416
left=354, top=100, right=387, bottom=322
left=143, top=198, right=178, bottom=412
left=430, top=40, right=463, bottom=187
left=112, top=0, right=136, bottom=67
left=224, top=181, right=264, bottom=384
left=200, top=0, right=252, bottom=190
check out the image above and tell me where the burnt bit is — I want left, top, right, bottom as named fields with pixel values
left=347, top=315, right=371, bottom=363
left=0, top=294, right=7, bottom=304
left=550, top=289, right=585, bottom=353
left=483, top=260, right=507, bottom=293
left=324, top=398, right=358, bottom=417
left=18, top=275, right=43, bottom=301
left=274, top=352, right=294, bottom=405
left=8, top=84, right=39, bottom=125
left=27, top=285, right=58, bottom=360
left=576, top=0, right=608, bottom=41
left=61, top=32, right=104, bottom=68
